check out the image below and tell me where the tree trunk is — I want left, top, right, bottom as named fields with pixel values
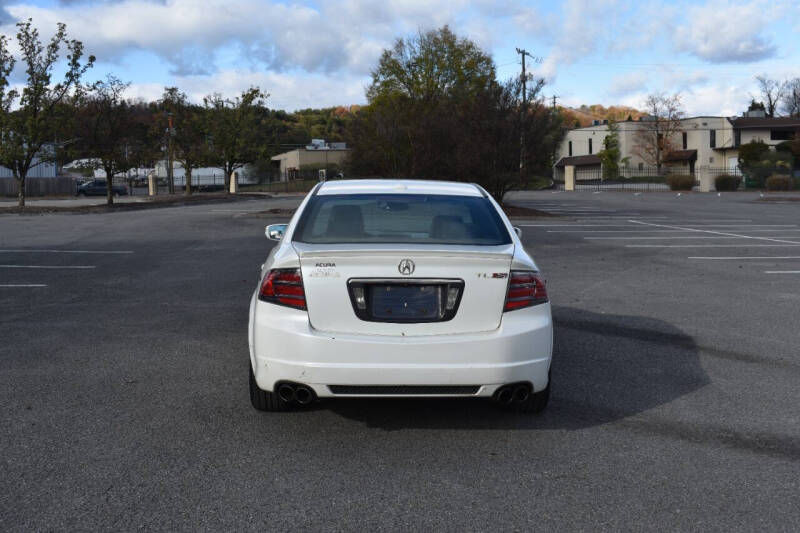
left=106, top=168, right=114, bottom=206
left=224, top=163, right=232, bottom=193
left=17, top=174, right=25, bottom=208
left=185, top=166, right=192, bottom=196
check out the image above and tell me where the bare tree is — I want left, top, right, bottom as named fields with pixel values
left=632, top=93, right=685, bottom=171
left=0, top=20, right=94, bottom=207
left=781, top=78, right=800, bottom=118
left=754, top=75, right=786, bottom=117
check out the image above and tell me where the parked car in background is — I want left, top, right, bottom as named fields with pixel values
left=76, top=179, right=128, bottom=197
left=248, top=179, right=553, bottom=413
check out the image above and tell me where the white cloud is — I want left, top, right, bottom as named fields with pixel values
left=156, top=69, right=369, bottom=111
left=4, top=0, right=472, bottom=77
left=608, top=72, right=649, bottom=97
left=674, top=0, right=776, bottom=63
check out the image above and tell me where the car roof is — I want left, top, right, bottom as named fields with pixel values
left=316, top=179, right=484, bottom=197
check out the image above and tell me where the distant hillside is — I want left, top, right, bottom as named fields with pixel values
left=560, top=104, right=646, bottom=128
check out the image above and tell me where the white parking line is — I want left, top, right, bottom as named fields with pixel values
left=586, top=236, right=800, bottom=240
left=628, top=220, right=800, bottom=245
left=689, top=256, right=800, bottom=260
left=517, top=224, right=650, bottom=227
left=764, top=271, right=800, bottom=274
left=0, top=265, right=96, bottom=269
left=627, top=244, right=800, bottom=248
left=0, top=284, right=47, bottom=287
left=0, top=249, right=133, bottom=254
left=551, top=229, right=800, bottom=234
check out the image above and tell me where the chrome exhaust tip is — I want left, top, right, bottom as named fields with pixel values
left=295, top=386, right=315, bottom=405
left=513, top=386, right=530, bottom=403
left=277, top=384, right=296, bottom=403
left=496, top=386, right=514, bottom=404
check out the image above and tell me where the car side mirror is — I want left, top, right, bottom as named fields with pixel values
left=266, top=224, right=288, bottom=241
left=513, top=226, right=522, bottom=238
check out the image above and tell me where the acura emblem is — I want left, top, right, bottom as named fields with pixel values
left=398, top=259, right=415, bottom=275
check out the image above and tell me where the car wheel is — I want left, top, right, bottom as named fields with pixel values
left=77, top=191, right=85, bottom=197
left=249, top=364, right=290, bottom=412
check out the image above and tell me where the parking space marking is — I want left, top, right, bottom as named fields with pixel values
left=0, top=284, right=47, bottom=287
left=0, top=265, right=96, bottom=269
left=628, top=220, right=800, bottom=245
left=764, top=271, right=800, bottom=274
left=689, top=256, right=800, bottom=260
left=586, top=235, right=800, bottom=240
left=0, top=249, right=133, bottom=254
left=627, top=244, right=800, bottom=248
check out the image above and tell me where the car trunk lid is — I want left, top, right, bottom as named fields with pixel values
left=294, top=243, right=513, bottom=336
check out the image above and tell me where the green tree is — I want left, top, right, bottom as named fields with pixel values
left=738, top=139, right=791, bottom=187
left=157, top=88, right=208, bottom=195
left=73, top=75, right=147, bottom=205
left=597, top=120, right=627, bottom=179
left=0, top=19, right=94, bottom=207
left=367, top=25, right=495, bottom=178
left=203, top=87, right=268, bottom=191
left=347, top=26, right=564, bottom=203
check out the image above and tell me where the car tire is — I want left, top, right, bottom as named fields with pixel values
left=77, top=191, right=85, bottom=197
left=249, top=364, right=290, bottom=412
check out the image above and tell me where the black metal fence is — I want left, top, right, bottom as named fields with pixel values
left=553, top=167, right=748, bottom=192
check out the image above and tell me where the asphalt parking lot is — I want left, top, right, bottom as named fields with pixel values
left=1, top=191, right=799, bottom=530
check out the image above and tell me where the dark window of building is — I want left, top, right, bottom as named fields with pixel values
left=682, top=132, right=687, bottom=150
left=771, top=130, right=794, bottom=141
left=710, top=130, right=716, bottom=148
left=588, top=138, right=593, bottom=154
left=568, top=141, right=572, bottom=156
left=734, top=130, right=741, bottom=147
left=638, top=162, right=644, bottom=171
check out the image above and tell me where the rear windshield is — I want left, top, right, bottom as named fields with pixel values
left=292, top=194, right=511, bottom=245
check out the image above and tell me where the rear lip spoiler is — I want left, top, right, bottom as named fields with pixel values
left=292, top=243, right=515, bottom=259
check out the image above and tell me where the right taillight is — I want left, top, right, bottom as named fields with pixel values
left=258, top=268, right=307, bottom=310
left=504, top=270, right=548, bottom=311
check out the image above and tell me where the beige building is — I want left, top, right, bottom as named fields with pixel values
left=554, top=111, right=799, bottom=190
left=270, top=140, right=349, bottom=181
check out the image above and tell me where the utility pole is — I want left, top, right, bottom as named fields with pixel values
left=167, top=112, right=174, bottom=195
left=551, top=95, right=559, bottom=110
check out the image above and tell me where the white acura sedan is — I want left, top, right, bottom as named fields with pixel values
left=248, top=180, right=553, bottom=413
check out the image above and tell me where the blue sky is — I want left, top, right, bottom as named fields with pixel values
left=1, top=0, right=798, bottom=115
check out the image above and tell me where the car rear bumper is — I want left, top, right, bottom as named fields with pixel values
left=249, top=295, right=553, bottom=398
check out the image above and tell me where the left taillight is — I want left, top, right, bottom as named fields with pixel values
left=504, top=270, right=548, bottom=311
left=258, top=268, right=306, bottom=310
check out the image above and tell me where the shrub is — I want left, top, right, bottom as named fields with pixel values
left=666, top=174, right=695, bottom=191
left=765, top=175, right=791, bottom=191
left=714, top=174, right=741, bottom=191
